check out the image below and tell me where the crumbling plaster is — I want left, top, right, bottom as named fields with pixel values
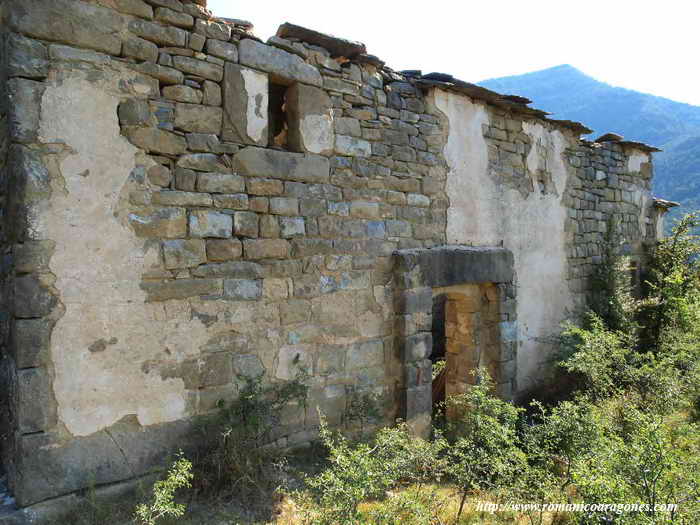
left=37, top=69, right=210, bottom=437
left=432, top=89, right=575, bottom=392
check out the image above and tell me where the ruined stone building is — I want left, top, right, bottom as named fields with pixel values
left=0, top=0, right=674, bottom=511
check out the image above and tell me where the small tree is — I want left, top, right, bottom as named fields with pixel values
left=444, top=370, right=526, bottom=519
left=134, top=453, right=193, bottom=525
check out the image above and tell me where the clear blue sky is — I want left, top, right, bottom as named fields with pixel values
left=208, top=0, right=700, bottom=107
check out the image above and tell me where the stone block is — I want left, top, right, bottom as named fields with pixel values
left=123, top=36, right=158, bottom=62
left=315, top=345, right=346, bottom=376
left=299, top=198, right=326, bottom=217
left=8, top=78, right=45, bottom=144
left=286, top=83, right=334, bottom=155
left=9, top=0, right=124, bottom=55
left=14, top=275, right=56, bottom=318
left=280, top=299, right=311, bottom=325
left=400, top=332, right=432, bottom=363
left=174, top=103, right=223, bottom=134
left=499, top=321, right=518, bottom=342
left=162, top=239, right=206, bottom=269
left=335, top=117, right=361, bottom=137
left=243, top=239, right=291, bottom=259
left=132, top=62, right=184, bottom=85
left=238, top=39, right=322, bottom=87
left=346, top=340, right=384, bottom=370
left=223, top=279, right=262, bottom=300
left=350, top=201, right=380, bottom=219
left=192, top=261, right=262, bottom=279
left=197, top=173, right=245, bottom=193
left=280, top=217, right=306, bottom=238
left=177, top=153, right=229, bottom=172
left=247, top=178, right=284, bottom=196
left=152, top=191, right=212, bottom=207
left=141, top=278, right=222, bottom=302
left=113, top=0, right=154, bottom=18
left=275, top=345, right=313, bottom=380
left=205, top=239, right=243, bottom=261
left=7, top=33, right=49, bottom=79
left=270, top=197, right=299, bottom=216
left=232, top=354, right=265, bottom=378
left=259, top=215, right=279, bottom=237
left=189, top=210, right=233, bottom=238
left=263, top=278, right=290, bottom=300
left=198, top=19, right=232, bottom=41
left=202, top=80, right=222, bottom=106
left=386, top=219, right=412, bottom=237
left=206, top=39, right=238, bottom=62
left=17, top=368, right=56, bottom=434
left=234, top=147, right=330, bottom=183
left=186, top=133, right=219, bottom=152
left=405, top=385, right=431, bottom=438
left=212, top=194, right=249, bottom=210
left=405, top=359, right=432, bottom=387
left=367, top=221, right=386, bottom=239
left=172, top=56, right=223, bottom=81
left=221, top=64, right=269, bottom=146
left=147, top=164, right=172, bottom=187
left=124, top=127, right=187, bottom=156
left=163, top=85, right=203, bottom=104
left=12, top=318, right=53, bottom=369
left=323, top=76, right=360, bottom=95
left=175, top=168, right=197, bottom=190
left=14, top=240, right=55, bottom=274
left=394, top=246, right=515, bottom=288
left=233, top=211, right=259, bottom=237
left=154, top=7, right=193, bottom=27
left=129, top=207, right=187, bottom=239
left=335, top=135, right=371, bottom=157
left=129, top=18, right=187, bottom=47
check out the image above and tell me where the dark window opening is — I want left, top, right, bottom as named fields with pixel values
left=269, top=83, right=289, bottom=149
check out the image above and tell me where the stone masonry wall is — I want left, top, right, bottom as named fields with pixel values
left=434, top=90, right=660, bottom=393
left=0, top=0, right=665, bottom=508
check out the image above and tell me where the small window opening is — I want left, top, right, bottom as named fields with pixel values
left=269, top=83, right=289, bottom=149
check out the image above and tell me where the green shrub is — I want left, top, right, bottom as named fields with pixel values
left=195, top=373, right=308, bottom=508
left=444, top=370, right=526, bottom=519
left=134, top=453, right=193, bottom=525
left=572, top=412, right=700, bottom=524
left=298, top=416, right=448, bottom=524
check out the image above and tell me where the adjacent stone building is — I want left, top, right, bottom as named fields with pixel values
left=0, top=0, right=673, bottom=511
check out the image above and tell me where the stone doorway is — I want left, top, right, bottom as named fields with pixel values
left=393, top=246, right=517, bottom=437
left=437, top=284, right=503, bottom=418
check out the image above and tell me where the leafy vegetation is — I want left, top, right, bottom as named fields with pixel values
left=134, top=453, right=193, bottom=525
